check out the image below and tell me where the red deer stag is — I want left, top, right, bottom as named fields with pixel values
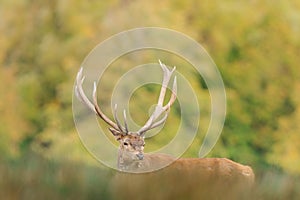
left=75, top=61, right=255, bottom=200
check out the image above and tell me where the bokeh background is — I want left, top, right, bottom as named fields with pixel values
left=0, top=0, right=299, bottom=199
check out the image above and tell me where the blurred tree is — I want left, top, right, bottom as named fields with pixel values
left=0, top=0, right=299, bottom=176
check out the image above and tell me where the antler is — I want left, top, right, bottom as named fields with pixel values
left=137, top=60, right=177, bottom=136
left=75, top=60, right=177, bottom=137
left=75, top=68, right=121, bottom=132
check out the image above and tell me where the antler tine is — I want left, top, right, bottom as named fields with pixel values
left=91, top=83, right=120, bottom=130
left=137, top=61, right=177, bottom=136
left=113, top=104, right=126, bottom=134
left=157, top=60, right=176, bottom=106
left=75, top=67, right=95, bottom=112
left=147, top=112, right=169, bottom=130
left=165, top=76, right=177, bottom=109
left=123, top=110, right=129, bottom=133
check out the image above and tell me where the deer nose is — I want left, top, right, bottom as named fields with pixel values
left=136, top=153, right=144, bottom=160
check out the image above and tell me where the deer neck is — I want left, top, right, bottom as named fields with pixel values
left=117, top=147, right=144, bottom=171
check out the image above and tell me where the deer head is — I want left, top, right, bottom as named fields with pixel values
left=75, top=61, right=177, bottom=169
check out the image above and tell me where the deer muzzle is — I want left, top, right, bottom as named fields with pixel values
left=136, top=152, right=144, bottom=160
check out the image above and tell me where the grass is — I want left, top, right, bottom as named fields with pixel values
left=0, top=151, right=113, bottom=200
left=1, top=151, right=299, bottom=200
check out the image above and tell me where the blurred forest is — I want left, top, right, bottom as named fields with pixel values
left=0, top=0, right=300, bottom=199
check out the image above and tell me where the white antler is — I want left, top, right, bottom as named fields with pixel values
left=137, top=60, right=177, bottom=136
left=75, top=68, right=120, bottom=131
left=75, top=60, right=177, bottom=137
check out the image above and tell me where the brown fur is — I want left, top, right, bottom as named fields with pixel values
left=111, top=157, right=255, bottom=200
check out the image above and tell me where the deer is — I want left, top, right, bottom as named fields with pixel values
left=75, top=60, right=177, bottom=172
left=75, top=61, right=255, bottom=200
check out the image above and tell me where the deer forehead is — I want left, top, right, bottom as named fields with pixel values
left=122, top=135, right=144, bottom=145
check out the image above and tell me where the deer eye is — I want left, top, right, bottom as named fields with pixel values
left=123, top=142, right=129, bottom=146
